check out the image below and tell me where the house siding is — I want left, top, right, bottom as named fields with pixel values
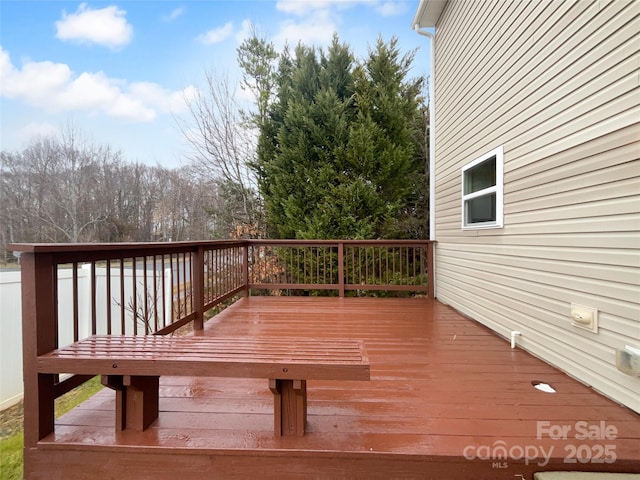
left=431, top=0, right=640, bottom=412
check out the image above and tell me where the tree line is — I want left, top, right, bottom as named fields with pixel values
left=1, top=33, right=428, bottom=262
left=0, top=125, right=246, bottom=262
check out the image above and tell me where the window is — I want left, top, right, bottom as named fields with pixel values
left=461, top=146, right=503, bottom=229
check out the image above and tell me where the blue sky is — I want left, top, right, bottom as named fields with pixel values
left=1, top=1, right=429, bottom=168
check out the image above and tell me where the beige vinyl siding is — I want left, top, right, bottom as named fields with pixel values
left=431, top=0, right=640, bottom=412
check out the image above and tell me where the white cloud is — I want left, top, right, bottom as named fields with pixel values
left=276, top=0, right=337, bottom=15
left=274, top=17, right=337, bottom=47
left=374, top=1, right=409, bottom=16
left=236, top=19, right=254, bottom=43
left=197, top=22, right=234, bottom=45
left=128, top=82, right=197, bottom=113
left=0, top=48, right=72, bottom=102
left=55, top=3, right=133, bottom=49
left=277, top=0, right=408, bottom=22
left=272, top=0, right=406, bottom=49
left=17, top=122, right=60, bottom=143
left=163, top=7, right=185, bottom=22
left=0, top=47, right=194, bottom=122
left=271, top=6, right=338, bottom=48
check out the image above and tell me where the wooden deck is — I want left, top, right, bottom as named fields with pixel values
left=29, top=297, right=640, bottom=479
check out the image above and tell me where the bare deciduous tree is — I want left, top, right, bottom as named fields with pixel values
left=39, top=124, right=113, bottom=242
left=176, top=71, right=262, bottom=237
left=0, top=125, right=218, bottom=260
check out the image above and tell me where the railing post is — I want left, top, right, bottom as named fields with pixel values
left=20, top=252, right=57, bottom=450
left=427, top=241, right=435, bottom=299
left=338, top=241, right=345, bottom=298
left=193, top=246, right=205, bottom=331
left=243, top=242, right=250, bottom=297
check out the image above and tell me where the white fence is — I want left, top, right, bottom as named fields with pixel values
left=0, top=270, right=23, bottom=410
left=0, top=266, right=171, bottom=410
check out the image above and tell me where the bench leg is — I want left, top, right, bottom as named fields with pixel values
left=102, top=375, right=159, bottom=431
left=269, top=379, right=307, bottom=437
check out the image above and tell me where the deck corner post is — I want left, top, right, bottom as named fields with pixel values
left=20, top=251, right=57, bottom=446
left=243, top=242, right=250, bottom=297
left=193, top=246, right=205, bottom=331
left=338, top=241, right=345, bottom=298
left=427, top=241, right=435, bottom=299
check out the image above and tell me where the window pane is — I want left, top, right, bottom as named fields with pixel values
left=464, top=157, right=496, bottom=194
left=466, top=193, right=496, bottom=224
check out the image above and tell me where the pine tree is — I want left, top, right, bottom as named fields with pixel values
left=263, top=38, right=357, bottom=239
left=254, top=35, right=427, bottom=240
left=348, top=36, right=426, bottom=238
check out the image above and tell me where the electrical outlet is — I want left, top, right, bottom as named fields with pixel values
left=616, top=346, right=640, bottom=377
left=570, top=303, right=598, bottom=333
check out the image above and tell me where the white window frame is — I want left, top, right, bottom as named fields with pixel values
left=461, top=146, right=504, bottom=230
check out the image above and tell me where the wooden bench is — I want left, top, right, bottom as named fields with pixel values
left=37, top=335, right=370, bottom=437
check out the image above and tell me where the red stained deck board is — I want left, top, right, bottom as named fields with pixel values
left=32, top=297, right=640, bottom=479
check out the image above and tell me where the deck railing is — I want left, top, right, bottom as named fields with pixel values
left=10, top=239, right=433, bottom=445
left=248, top=240, right=433, bottom=297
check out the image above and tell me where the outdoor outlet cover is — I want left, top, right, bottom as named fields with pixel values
left=570, top=303, right=598, bottom=333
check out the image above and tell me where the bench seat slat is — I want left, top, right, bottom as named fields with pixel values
left=37, top=335, right=370, bottom=381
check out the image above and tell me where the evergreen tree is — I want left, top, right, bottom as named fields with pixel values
left=348, top=36, right=426, bottom=238
left=254, top=35, right=427, bottom=240
left=236, top=28, right=278, bottom=128
left=252, top=45, right=294, bottom=232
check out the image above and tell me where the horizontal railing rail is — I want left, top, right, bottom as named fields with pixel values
left=10, top=238, right=433, bottom=445
left=248, top=240, right=433, bottom=297
left=12, top=241, right=247, bottom=340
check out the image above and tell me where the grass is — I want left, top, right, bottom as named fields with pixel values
left=54, top=376, right=104, bottom=418
left=0, top=431, right=23, bottom=480
left=0, top=376, right=104, bottom=480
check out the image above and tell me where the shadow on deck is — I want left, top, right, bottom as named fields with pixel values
left=33, top=297, right=640, bottom=479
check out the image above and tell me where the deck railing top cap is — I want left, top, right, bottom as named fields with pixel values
left=8, top=240, right=248, bottom=254
left=9, top=239, right=436, bottom=259
left=10, top=239, right=434, bottom=254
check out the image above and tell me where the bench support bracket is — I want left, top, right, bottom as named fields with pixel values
left=102, top=375, right=159, bottom=431
left=269, top=379, right=307, bottom=437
